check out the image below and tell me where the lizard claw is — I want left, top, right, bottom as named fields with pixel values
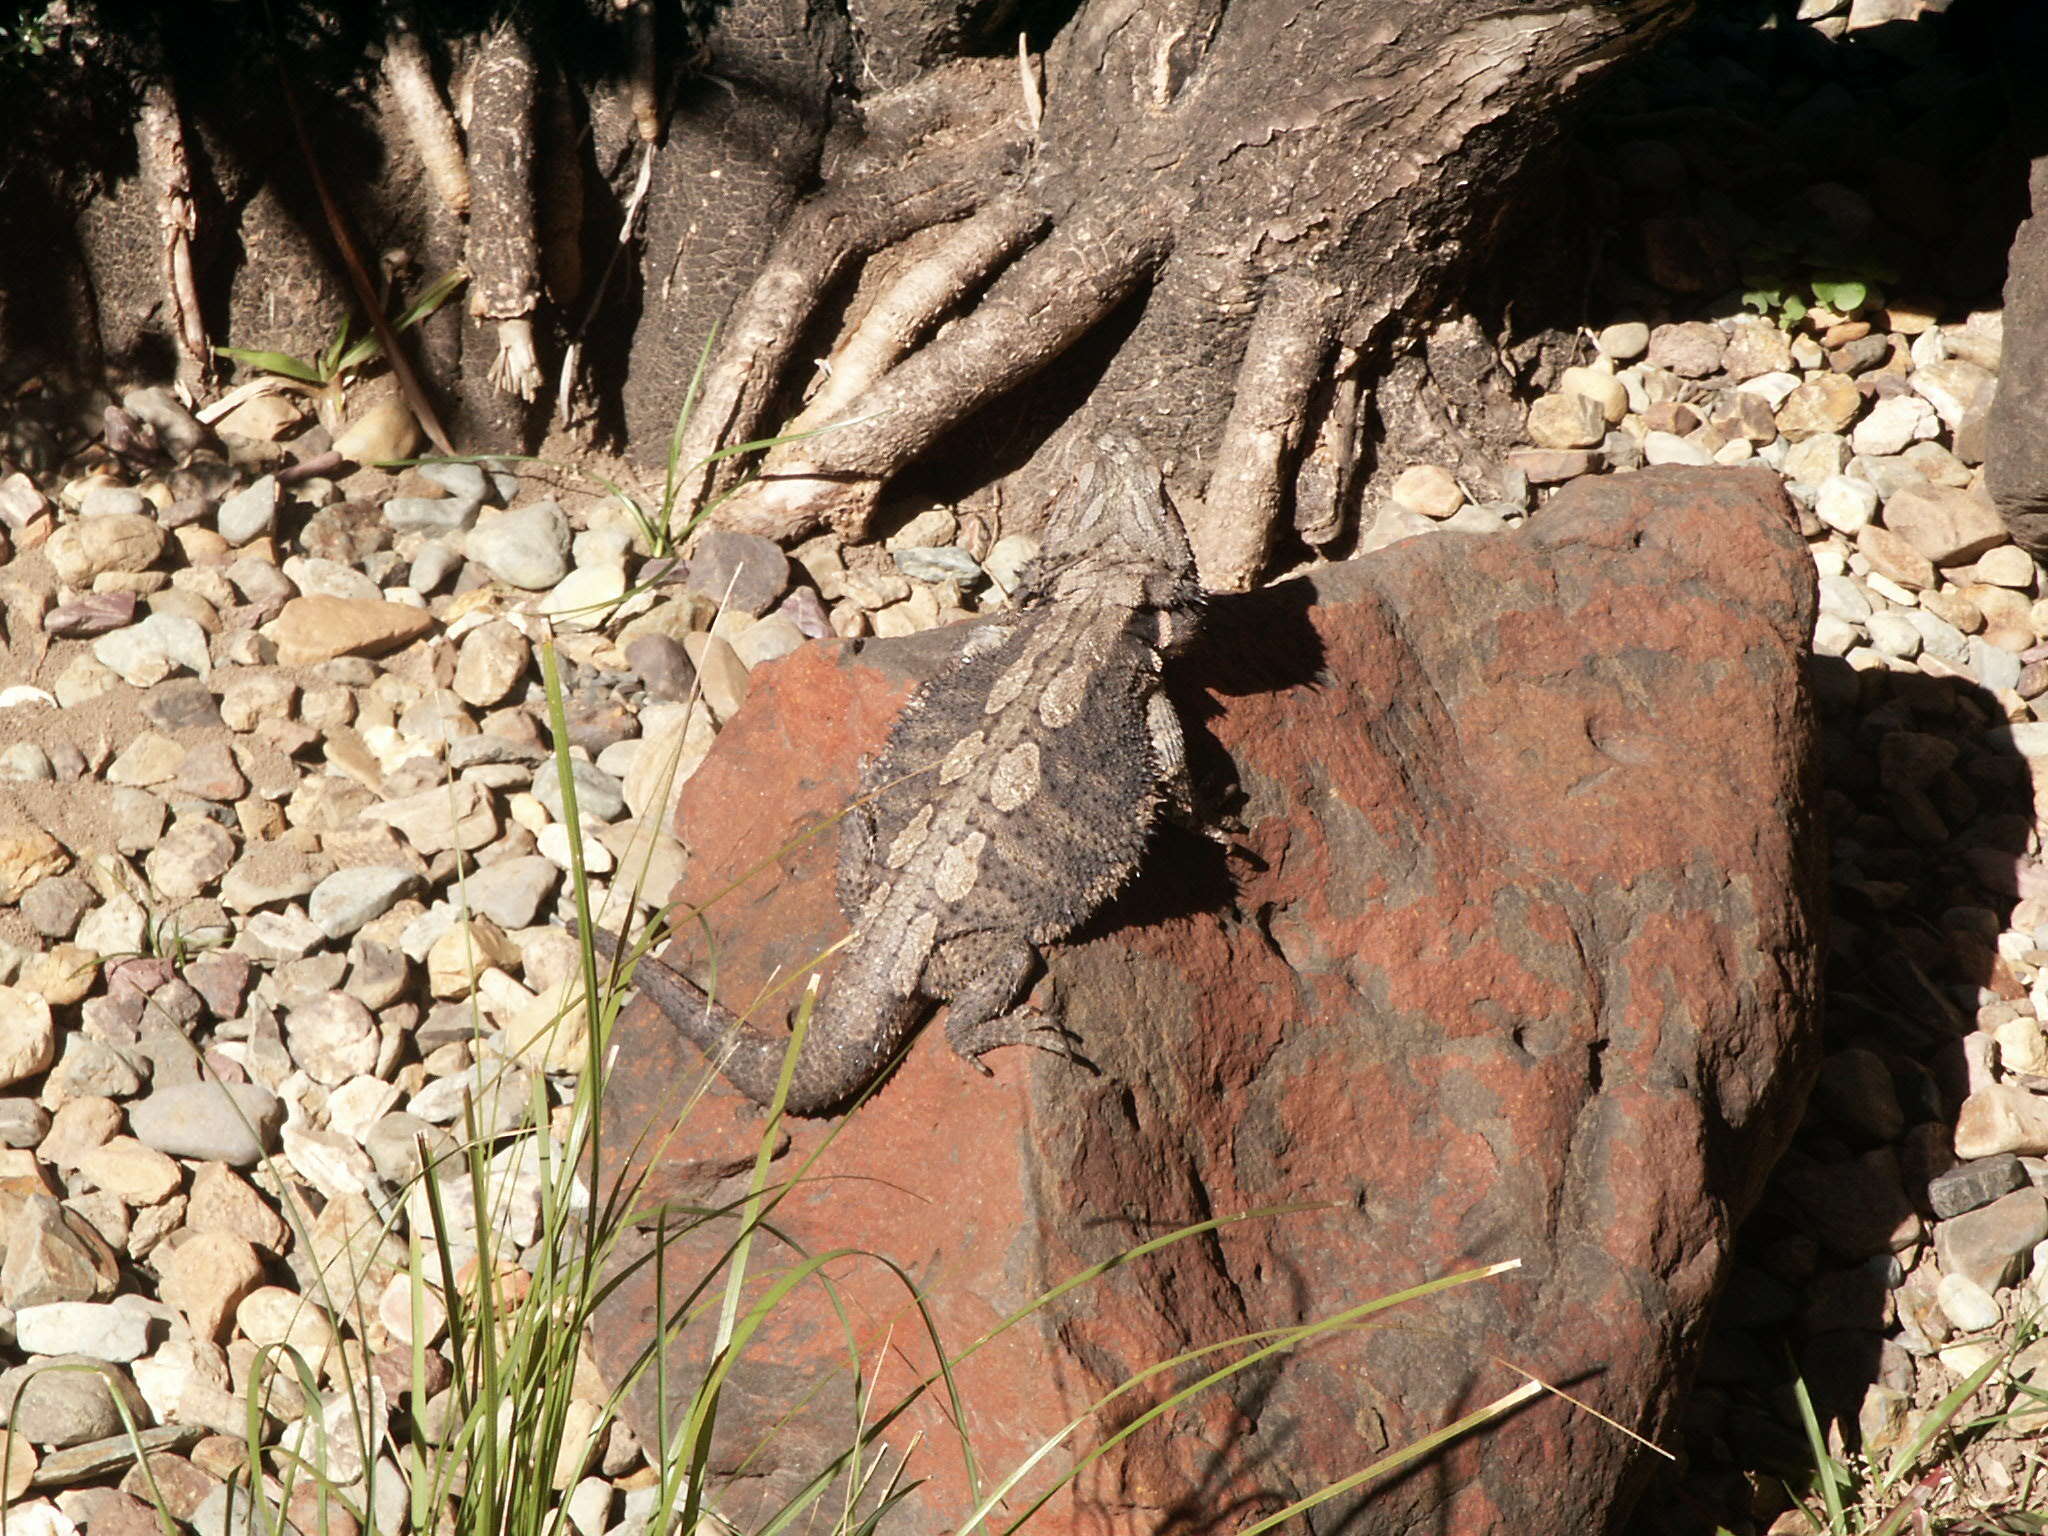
left=950, top=1011, right=1096, bottom=1076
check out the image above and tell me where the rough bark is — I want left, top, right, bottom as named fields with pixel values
left=0, top=0, right=1693, bottom=586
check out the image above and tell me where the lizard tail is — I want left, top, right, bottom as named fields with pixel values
left=589, top=927, right=857, bottom=1116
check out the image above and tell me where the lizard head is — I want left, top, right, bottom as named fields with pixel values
left=1016, top=432, right=1204, bottom=612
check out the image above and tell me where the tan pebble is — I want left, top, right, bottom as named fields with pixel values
left=1525, top=392, right=1606, bottom=450
left=0, top=1432, right=37, bottom=1499
left=1968, top=544, right=2037, bottom=590
left=77, top=1137, right=183, bottom=1204
left=1855, top=526, right=1934, bottom=591
left=1557, top=366, right=1627, bottom=426
left=1389, top=464, right=1465, bottom=520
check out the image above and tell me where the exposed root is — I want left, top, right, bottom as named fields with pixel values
left=1190, top=273, right=1341, bottom=592
left=717, top=201, right=1174, bottom=542
left=789, top=192, right=1046, bottom=433
left=488, top=315, right=542, bottom=401
left=466, top=23, right=542, bottom=404
left=1293, top=347, right=1362, bottom=548
left=621, top=0, right=661, bottom=144
left=384, top=10, right=470, bottom=216
left=667, top=134, right=1028, bottom=517
left=134, top=80, right=210, bottom=392
left=557, top=142, right=654, bottom=432
left=536, top=67, right=585, bottom=308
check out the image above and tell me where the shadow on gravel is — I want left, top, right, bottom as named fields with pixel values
left=1514, top=2, right=2047, bottom=1531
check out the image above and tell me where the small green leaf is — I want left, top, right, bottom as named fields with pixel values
left=1810, top=277, right=1868, bottom=314
left=393, top=268, right=469, bottom=333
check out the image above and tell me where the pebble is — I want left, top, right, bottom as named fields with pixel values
left=1934, top=1189, right=2048, bottom=1292
left=1641, top=431, right=1713, bottom=467
left=46, top=514, right=166, bottom=587
left=308, top=867, right=423, bottom=940
left=127, top=1083, right=282, bottom=1166
left=214, top=475, right=279, bottom=544
left=684, top=530, right=790, bottom=617
left=530, top=759, right=627, bottom=824
left=1911, top=357, right=1995, bottom=431
left=1595, top=321, right=1649, bottom=361
left=1390, top=464, right=1467, bottom=518
left=1933, top=1272, right=2002, bottom=1333
left=12, top=1303, right=152, bottom=1363
left=1525, top=392, right=1607, bottom=450
left=1856, top=525, right=1935, bottom=590
left=1814, top=475, right=1878, bottom=534
left=540, top=564, right=627, bottom=630
left=731, top=615, right=806, bottom=669
left=1645, top=321, right=1725, bottom=378
left=0, top=988, right=58, bottom=1090
left=1955, top=1084, right=2048, bottom=1159
left=1850, top=395, right=1936, bottom=458
left=1776, top=374, right=1862, bottom=439
left=271, top=595, right=435, bottom=666
left=0, top=1357, right=146, bottom=1448
left=94, top=613, right=212, bottom=686
left=467, top=501, right=572, bottom=590
left=453, top=620, right=531, bottom=707
left=463, top=856, right=561, bottom=928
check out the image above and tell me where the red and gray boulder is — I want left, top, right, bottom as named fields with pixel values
left=593, top=467, right=1823, bottom=1536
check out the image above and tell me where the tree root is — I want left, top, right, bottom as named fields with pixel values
left=1189, top=273, right=1342, bottom=592
left=467, top=23, right=543, bottom=402
left=717, top=200, right=1172, bottom=542
left=384, top=9, right=470, bottom=217
left=1293, top=348, right=1363, bottom=550
left=134, top=79, right=210, bottom=393
left=667, top=133, right=1029, bottom=521
left=788, top=192, right=1048, bottom=435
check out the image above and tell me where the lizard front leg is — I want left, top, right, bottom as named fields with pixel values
left=927, top=931, right=1085, bottom=1071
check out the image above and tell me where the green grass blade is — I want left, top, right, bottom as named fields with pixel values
left=214, top=346, right=326, bottom=385
left=1790, top=1369, right=1848, bottom=1532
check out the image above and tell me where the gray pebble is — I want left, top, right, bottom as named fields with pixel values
left=1865, top=610, right=1921, bottom=659
left=0, top=1356, right=146, bottom=1447
left=448, top=733, right=547, bottom=769
left=1928, top=1153, right=2025, bottom=1219
left=685, top=529, right=790, bottom=617
left=624, top=634, right=697, bottom=702
left=384, top=495, right=479, bottom=536
left=0, top=1098, right=49, bottom=1147
left=78, top=485, right=149, bottom=519
left=216, top=474, right=280, bottom=544
left=364, top=1111, right=454, bottom=1185
left=417, top=460, right=491, bottom=510
left=94, top=614, right=211, bottom=686
left=462, top=855, right=561, bottom=929
left=122, top=386, right=211, bottom=460
left=1816, top=574, right=1872, bottom=623
left=127, top=1081, right=283, bottom=1166
left=468, top=500, right=572, bottom=590
left=1971, top=638, right=2023, bottom=693
left=892, top=546, right=983, bottom=584
left=0, top=743, right=53, bottom=783
left=19, top=876, right=92, bottom=940
left=309, top=866, right=425, bottom=940
left=1904, top=608, right=1969, bottom=666
left=531, top=759, right=627, bottom=823
left=408, top=541, right=463, bottom=594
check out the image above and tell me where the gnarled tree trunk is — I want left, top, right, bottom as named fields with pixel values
left=0, top=0, right=1694, bottom=588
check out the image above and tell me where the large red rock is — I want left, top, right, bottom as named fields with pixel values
left=592, top=467, right=1823, bottom=1536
